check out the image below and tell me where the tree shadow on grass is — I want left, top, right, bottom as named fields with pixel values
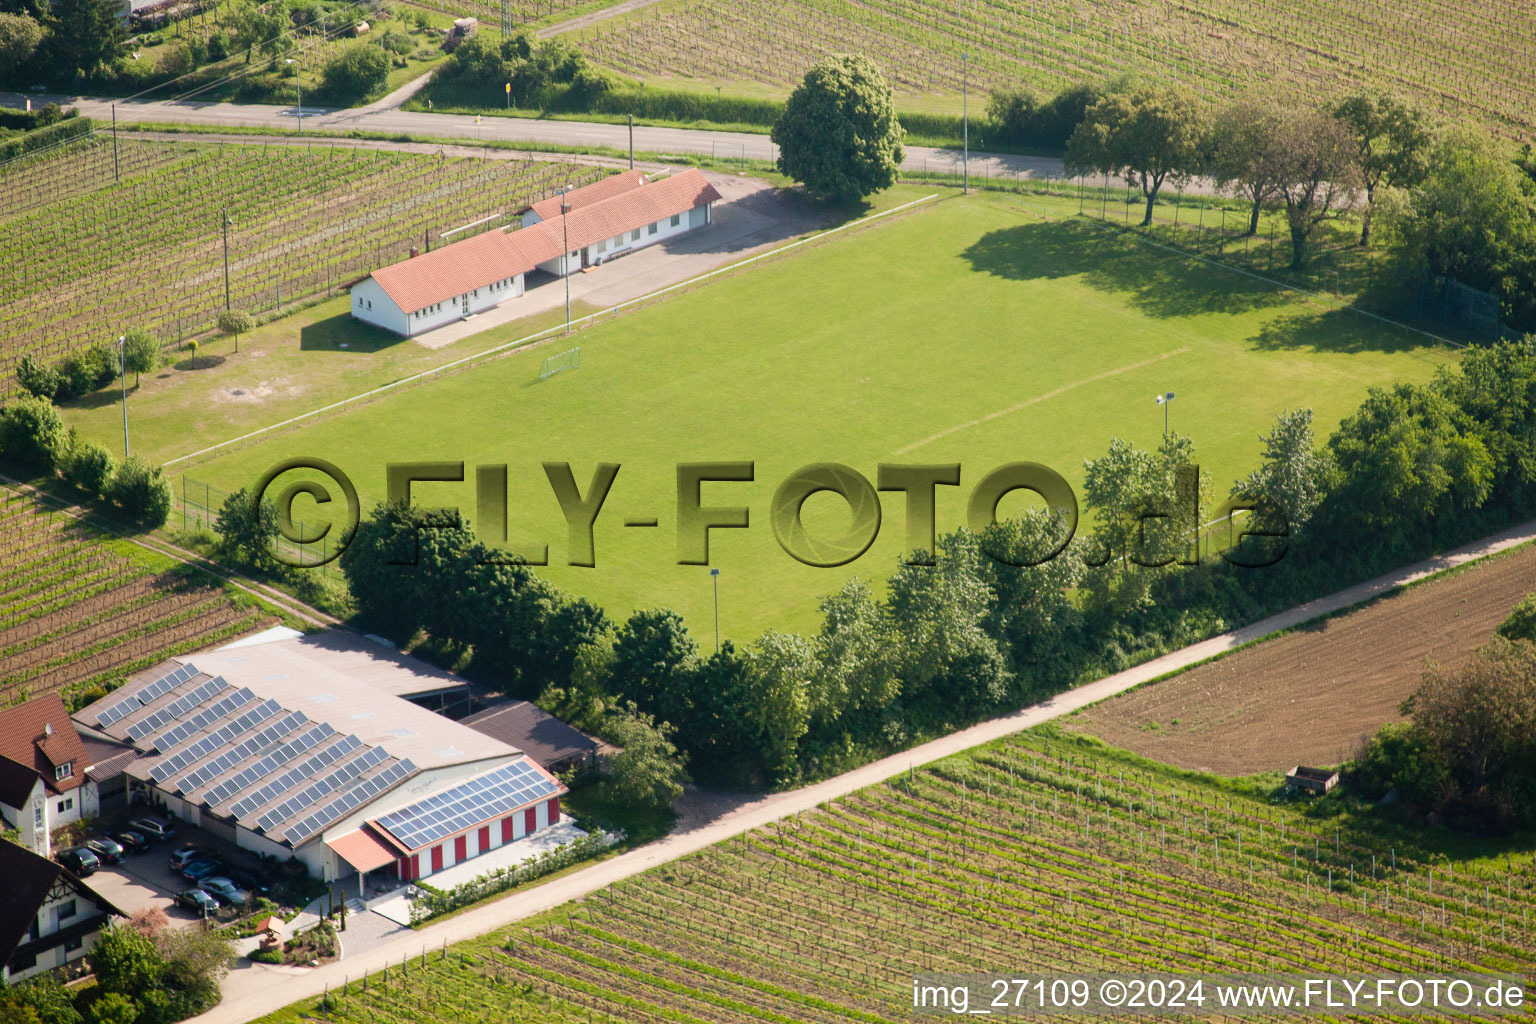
left=961, top=220, right=1439, bottom=354
left=298, top=312, right=406, bottom=353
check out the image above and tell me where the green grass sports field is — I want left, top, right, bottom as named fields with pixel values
left=77, top=189, right=1452, bottom=638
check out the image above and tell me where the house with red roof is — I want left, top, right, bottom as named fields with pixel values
left=0, top=696, right=99, bottom=860
left=349, top=167, right=723, bottom=337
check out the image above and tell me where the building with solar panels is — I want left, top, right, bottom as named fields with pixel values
left=71, top=641, right=568, bottom=890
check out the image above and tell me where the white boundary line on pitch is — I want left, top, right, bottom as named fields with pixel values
left=165, top=191, right=940, bottom=468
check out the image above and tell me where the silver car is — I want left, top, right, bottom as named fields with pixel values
left=198, top=876, right=250, bottom=906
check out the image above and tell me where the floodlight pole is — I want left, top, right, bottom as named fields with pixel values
left=111, top=103, right=119, bottom=181
left=710, top=567, right=720, bottom=653
left=628, top=113, right=634, bottom=169
left=962, top=54, right=970, bottom=194
left=222, top=209, right=231, bottom=310
left=1155, top=391, right=1175, bottom=435
left=559, top=187, right=572, bottom=334
left=117, top=336, right=130, bottom=458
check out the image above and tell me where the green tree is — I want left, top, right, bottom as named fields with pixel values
left=15, top=354, right=60, bottom=402
left=216, top=309, right=255, bottom=353
left=1206, top=94, right=1286, bottom=234
left=44, top=0, right=121, bottom=79
left=1352, top=722, right=1449, bottom=810
left=0, top=10, right=42, bottom=69
left=1430, top=340, right=1536, bottom=498
left=749, top=630, right=815, bottom=785
left=319, top=42, right=389, bottom=103
left=120, top=327, right=159, bottom=387
left=0, top=395, right=66, bottom=470
left=89, top=924, right=162, bottom=1002
left=976, top=507, right=1085, bottom=690
left=1333, top=93, right=1430, bottom=246
left=771, top=53, right=903, bottom=203
left=1066, top=85, right=1204, bottom=225
left=609, top=608, right=699, bottom=730
left=105, top=457, right=174, bottom=527
left=0, top=975, right=81, bottom=1024
left=215, top=485, right=279, bottom=570
left=63, top=436, right=115, bottom=497
left=600, top=702, right=688, bottom=813
left=809, top=578, right=897, bottom=730
left=1231, top=408, right=1333, bottom=534
left=1269, top=107, right=1361, bottom=269
left=86, top=994, right=139, bottom=1024
left=1498, top=594, right=1536, bottom=645
left=227, top=0, right=286, bottom=63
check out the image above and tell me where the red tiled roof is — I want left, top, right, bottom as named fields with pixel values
left=326, top=824, right=403, bottom=873
left=522, top=169, right=648, bottom=222
left=365, top=169, right=722, bottom=314
left=368, top=229, right=526, bottom=316
left=509, top=168, right=723, bottom=263
left=0, top=695, right=87, bottom=796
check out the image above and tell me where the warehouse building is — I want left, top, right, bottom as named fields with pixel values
left=349, top=167, right=722, bottom=337
left=72, top=638, right=567, bottom=890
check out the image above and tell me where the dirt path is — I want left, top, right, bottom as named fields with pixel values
left=1064, top=541, right=1536, bottom=775
left=188, top=517, right=1536, bottom=1024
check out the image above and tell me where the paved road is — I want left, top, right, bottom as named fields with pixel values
left=1, top=90, right=1081, bottom=183
left=189, top=516, right=1536, bottom=1024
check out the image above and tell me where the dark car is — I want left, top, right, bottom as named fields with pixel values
left=223, top=867, right=271, bottom=896
left=180, top=858, right=224, bottom=882
left=129, top=816, right=176, bottom=842
left=168, top=844, right=207, bottom=872
left=56, top=847, right=99, bottom=876
left=113, top=829, right=149, bottom=854
left=199, top=877, right=250, bottom=906
left=83, top=836, right=125, bottom=865
left=173, top=888, right=220, bottom=915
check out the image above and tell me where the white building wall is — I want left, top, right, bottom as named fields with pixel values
left=3, top=886, right=110, bottom=984
left=2, top=778, right=51, bottom=858
left=350, top=277, right=409, bottom=335
left=582, top=203, right=711, bottom=268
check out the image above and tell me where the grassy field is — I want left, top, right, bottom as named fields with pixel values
left=254, top=726, right=1536, bottom=1024
left=80, top=186, right=1454, bottom=639
left=0, top=487, right=276, bottom=708
left=0, top=137, right=603, bottom=393
left=565, top=0, right=1535, bottom=133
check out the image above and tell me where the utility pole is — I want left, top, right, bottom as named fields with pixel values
left=628, top=113, right=634, bottom=169
left=710, top=567, right=721, bottom=653
left=962, top=54, right=970, bottom=194
left=559, top=187, right=572, bottom=333
left=111, top=103, right=119, bottom=181
left=222, top=210, right=232, bottom=310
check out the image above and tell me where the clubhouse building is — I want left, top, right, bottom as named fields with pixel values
left=349, top=167, right=722, bottom=337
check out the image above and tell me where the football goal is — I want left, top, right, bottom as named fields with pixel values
left=538, top=346, right=581, bottom=381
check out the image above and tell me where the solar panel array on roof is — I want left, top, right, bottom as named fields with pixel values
left=373, top=759, right=558, bottom=850
left=208, top=722, right=334, bottom=811
left=150, top=687, right=259, bottom=752
left=171, top=711, right=307, bottom=795
left=228, top=730, right=357, bottom=820
left=283, top=759, right=417, bottom=844
left=96, top=663, right=198, bottom=728
left=254, top=745, right=389, bottom=833
left=147, top=698, right=282, bottom=785
left=125, top=676, right=229, bottom=741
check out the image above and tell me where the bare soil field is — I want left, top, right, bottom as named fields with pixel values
left=1062, top=542, right=1536, bottom=776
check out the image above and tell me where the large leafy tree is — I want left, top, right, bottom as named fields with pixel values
left=1206, top=94, right=1286, bottom=234
left=1333, top=93, right=1431, bottom=246
left=609, top=607, right=699, bottom=730
left=1231, top=408, right=1333, bottom=534
left=771, top=53, right=903, bottom=203
left=600, top=702, right=688, bottom=813
left=0, top=11, right=42, bottom=70
left=215, top=486, right=280, bottom=570
left=45, top=0, right=121, bottom=79
left=319, top=42, right=390, bottom=103
left=1269, top=107, right=1361, bottom=269
left=809, top=578, right=897, bottom=730
left=1066, top=85, right=1204, bottom=225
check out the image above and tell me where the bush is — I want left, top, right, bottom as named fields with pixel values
left=15, top=355, right=60, bottom=401
left=319, top=42, right=390, bottom=103
left=409, top=829, right=613, bottom=923
left=247, top=948, right=283, bottom=964
left=105, top=457, right=173, bottom=527
left=63, top=437, right=116, bottom=497
left=0, top=396, right=66, bottom=470
left=378, top=27, right=413, bottom=55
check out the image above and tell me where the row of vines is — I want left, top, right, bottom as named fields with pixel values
left=0, top=488, right=272, bottom=707
left=278, top=730, right=1536, bottom=1024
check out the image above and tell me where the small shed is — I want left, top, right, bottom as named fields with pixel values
left=1285, top=765, right=1340, bottom=795
left=353, top=20, right=368, bottom=34
left=460, top=701, right=598, bottom=774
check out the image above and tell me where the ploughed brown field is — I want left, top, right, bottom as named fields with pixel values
left=1062, top=542, right=1536, bottom=776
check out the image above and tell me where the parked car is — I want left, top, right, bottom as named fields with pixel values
left=168, top=844, right=207, bottom=872
left=180, top=858, right=224, bottom=882
left=174, top=888, right=220, bottom=915
left=56, top=847, right=99, bottom=876
left=128, top=816, right=176, bottom=842
left=83, top=836, right=125, bottom=865
left=113, top=829, right=150, bottom=854
left=198, top=877, right=250, bottom=906
left=223, top=867, right=272, bottom=896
